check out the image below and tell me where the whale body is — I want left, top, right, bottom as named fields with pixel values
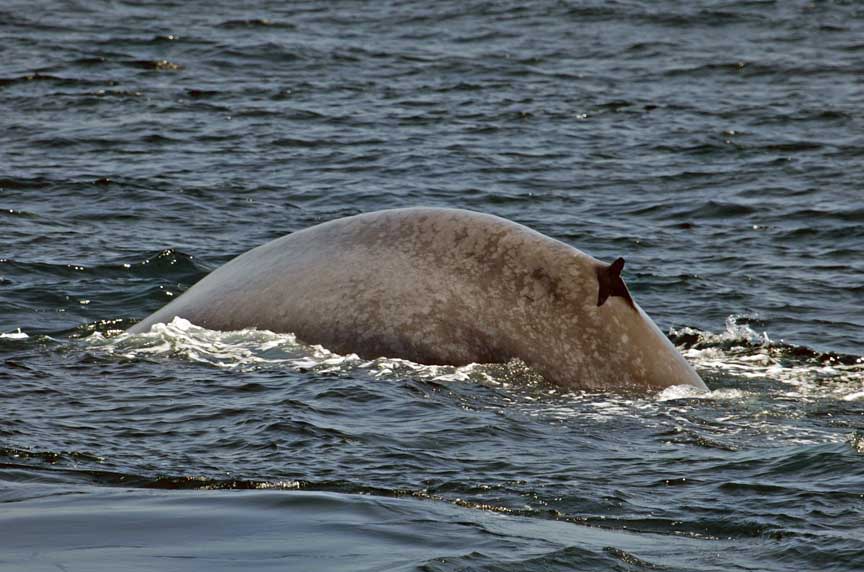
left=128, top=207, right=707, bottom=391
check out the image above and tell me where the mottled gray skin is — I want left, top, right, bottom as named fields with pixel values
left=129, top=208, right=707, bottom=391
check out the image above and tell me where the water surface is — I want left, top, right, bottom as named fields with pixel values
left=2, top=1, right=863, bottom=570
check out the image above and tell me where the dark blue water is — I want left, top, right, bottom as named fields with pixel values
left=2, top=1, right=863, bottom=570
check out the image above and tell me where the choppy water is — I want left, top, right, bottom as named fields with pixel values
left=2, top=1, right=863, bottom=570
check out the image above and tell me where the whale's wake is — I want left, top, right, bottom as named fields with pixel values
left=91, top=314, right=863, bottom=403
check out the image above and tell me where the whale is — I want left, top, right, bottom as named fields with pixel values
left=128, top=207, right=707, bottom=391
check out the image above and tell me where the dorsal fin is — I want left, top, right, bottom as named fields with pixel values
left=596, top=257, right=635, bottom=309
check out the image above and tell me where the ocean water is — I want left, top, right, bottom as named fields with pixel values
left=2, top=1, right=863, bottom=570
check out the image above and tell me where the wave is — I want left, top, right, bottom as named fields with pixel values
left=90, top=315, right=864, bottom=402
left=87, top=317, right=523, bottom=385
left=670, top=315, right=864, bottom=400
left=0, top=329, right=28, bottom=340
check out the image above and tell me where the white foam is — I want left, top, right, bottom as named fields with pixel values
left=843, top=391, right=864, bottom=402
left=656, top=384, right=718, bottom=401
left=90, top=315, right=863, bottom=448
left=88, top=317, right=309, bottom=370
left=89, top=317, right=503, bottom=383
left=671, top=315, right=864, bottom=402
left=1, top=329, right=28, bottom=340
left=100, top=315, right=863, bottom=416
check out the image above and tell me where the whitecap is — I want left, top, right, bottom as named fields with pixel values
left=0, top=329, right=28, bottom=340
left=671, top=314, right=864, bottom=402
